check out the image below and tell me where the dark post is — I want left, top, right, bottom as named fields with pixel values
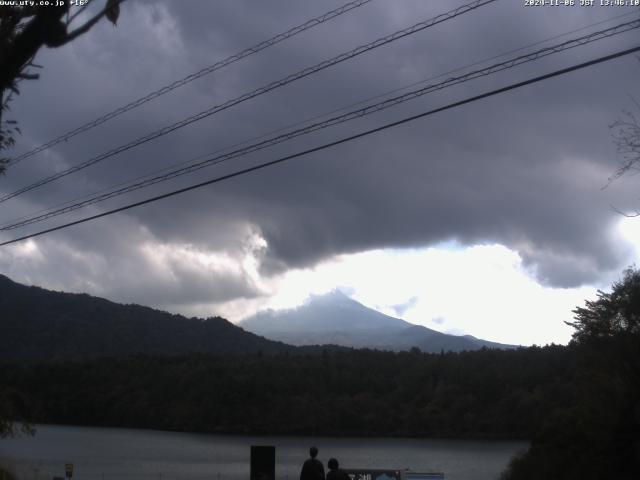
left=250, top=445, right=275, bottom=480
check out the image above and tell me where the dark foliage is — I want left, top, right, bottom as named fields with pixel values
left=502, top=268, right=640, bottom=480
left=1, top=346, right=572, bottom=439
left=0, top=386, right=35, bottom=438
left=0, top=1, right=123, bottom=171
left=2, top=270, right=640, bottom=479
left=568, top=267, right=640, bottom=341
left=0, top=274, right=302, bottom=363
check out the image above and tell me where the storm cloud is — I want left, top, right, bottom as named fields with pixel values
left=1, top=0, right=639, bottom=314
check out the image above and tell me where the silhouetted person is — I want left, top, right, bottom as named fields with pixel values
left=326, top=458, right=349, bottom=480
left=300, top=446, right=325, bottom=480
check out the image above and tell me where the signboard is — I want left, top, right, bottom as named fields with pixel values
left=344, top=470, right=444, bottom=480
left=404, top=472, right=444, bottom=480
left=250, top=445, right=275, bottom=480
left=64, top=464, right=73, bottom=479
left=345, top=469, right=402, bottom=480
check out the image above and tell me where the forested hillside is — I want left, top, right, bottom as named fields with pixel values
left=2, top=270, right=639, bottom=479
left=0, top=275, right=296, bottom=362
left=1, top=346, right=570, bottom=438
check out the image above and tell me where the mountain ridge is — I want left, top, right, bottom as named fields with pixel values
left=0, top=274, right=318, bottom=363
left=240, top=290, right=518, bottom=352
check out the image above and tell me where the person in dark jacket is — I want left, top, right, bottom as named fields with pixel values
left=326, top=458, right=349, bottom=480
left=300, top=446, right=325, bottom=480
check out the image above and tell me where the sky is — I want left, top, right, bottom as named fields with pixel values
left=2, top=0, right=640, bottom=345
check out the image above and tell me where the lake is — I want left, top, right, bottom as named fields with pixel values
left=0, top=425, right=527, bottom=480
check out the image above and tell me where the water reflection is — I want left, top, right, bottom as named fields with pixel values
left=0, top=425, right=527, bottom=480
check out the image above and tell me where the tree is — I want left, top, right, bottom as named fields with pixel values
left=0, top=0, right=123, bottom=172
left=567, top=266, right=640, bottom=342
left=0, top=0, right=123, bottom=437
left=609, top=103, right=640, bottom=186
left=0, top=387, right=35, bottom=438
left=502, top=268, right=640, bottom=479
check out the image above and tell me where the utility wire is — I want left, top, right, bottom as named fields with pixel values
left=17, top=4, right=637, bottom=230
left=303, top=8, right=639, bottom=127
left=37, top=0, right=627, bottom=228
left=0, top=0, right=498, bottom=204
left=0, top=150, right=221, bottom=230
left=10, top=5, right=634, bottom=226
left=2, top=17, right=638, bottom=232
left=6, top=7, right=635, bottom=220
left=2, top=43, right=638, bottom=247
left=6, top=0, right=375, bottom=166
left=2, top=4, right=634, bottom=231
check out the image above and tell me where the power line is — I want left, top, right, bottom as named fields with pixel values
left=4, top=17, right=637, bottom=230
left=12, top=4, right=629, bottom=218
left=3, top=17, right=638, bottom=232
left=2, top=43, right=638, bottom=247
left=306, top=8, right=639, bottom=125
left=6, top=0, right=375, bottom=166
left=1, top=9, right=631, bottom=231
left=0, top=149, right=221, bottom=230
left=0, top=0, right=498, bottom=205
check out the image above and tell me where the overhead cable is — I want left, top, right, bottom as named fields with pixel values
left=2, top=43, right=639, bottom=247
left=3, top=17, right=638, bottom=232
left=6, top=0, right=375, bottom=166
left=0, top=0, right=498, bottom=204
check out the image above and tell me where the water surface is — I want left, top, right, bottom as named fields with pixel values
left=0, top=425, right=527, bottom=480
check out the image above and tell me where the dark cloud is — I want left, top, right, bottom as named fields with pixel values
left=1, top=0, right=639, bottom=310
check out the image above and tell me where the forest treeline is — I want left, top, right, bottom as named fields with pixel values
left=2, top=268, right=640, bottom=479
left=1, top=336, right=637, bottom=478
left=0, top=345, right=572, bottom=438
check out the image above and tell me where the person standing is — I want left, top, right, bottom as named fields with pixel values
left=300, top=446, right=325, bottom=480
left=326, top=458, right=349, bottom=480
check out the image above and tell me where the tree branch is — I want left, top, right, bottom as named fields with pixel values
left=66, top=3, right=91, bottom=27
left=63, top=0, right=125, bottom=44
